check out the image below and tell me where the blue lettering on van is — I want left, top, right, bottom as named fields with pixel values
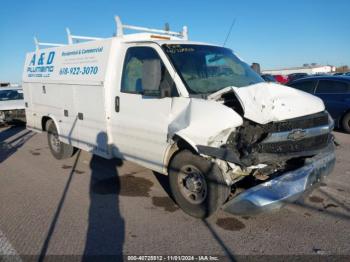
left=38, top=53, right=45, bottom=65
left=29, top=55, right=36, bottom=66
left=27, top=51, right=55, bottom=78
left=47, top=52, right=55, bottom=64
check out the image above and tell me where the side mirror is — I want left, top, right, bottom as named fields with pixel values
left=142, top=59, right=161, bottom=97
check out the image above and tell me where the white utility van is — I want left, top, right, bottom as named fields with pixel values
left=22, top=17, right=335, bottom=218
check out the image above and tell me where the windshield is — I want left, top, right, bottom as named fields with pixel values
left=163, top=44, right=263, bottom=94
left=0, top=90, right=24, bottom=102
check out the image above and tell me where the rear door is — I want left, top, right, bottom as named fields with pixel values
left=315, top=80, right=350, bottom=120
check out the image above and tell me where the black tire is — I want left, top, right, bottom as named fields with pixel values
left=47, top=120, right=74, bottom=159
left=342, top=112, right=350, bottom=134
left=168, top=150, right=230, bottom=218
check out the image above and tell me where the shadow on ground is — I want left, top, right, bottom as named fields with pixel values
left=38, top=132, right=125, bottom=261
left=83, top=149, right=124, bottom=259
left=0, top=125, right=34, bottom=163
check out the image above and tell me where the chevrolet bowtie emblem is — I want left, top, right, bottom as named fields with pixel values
left=287, top=129, right=307, bottom=141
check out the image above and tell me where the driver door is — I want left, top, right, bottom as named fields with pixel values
left=109, top=44, right=177, bottom=172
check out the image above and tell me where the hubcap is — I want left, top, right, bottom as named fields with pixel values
left=49, top=132, right=61, bottom=153
left=177, top=165, right=207, bottom=205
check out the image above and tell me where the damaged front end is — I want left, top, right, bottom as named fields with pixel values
left=225, top=110, right=334, bottom=166
left=196, top=87, right=336, bottom=215
left=222, top=147, right=335, bottom=214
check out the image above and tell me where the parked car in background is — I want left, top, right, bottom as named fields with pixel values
left=334, top=72, right=350, bottom=76
left=287, top=73, right=308, bottom=83
left=273, top=74, right=289, bottom=84
left=0, top=87, right=26, bottom=124
left=0, top=82, right=11, bottom=87
left=288, top=76, right=350, bottom=133
left=261, top=74, right=277, bottom=82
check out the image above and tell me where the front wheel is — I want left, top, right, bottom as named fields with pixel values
left=168, top=150, right=230, bottom=218
left=47, top=120, right=75, bottom=159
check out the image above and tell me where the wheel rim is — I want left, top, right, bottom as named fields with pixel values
left=177, top=164, right=207, bottom=205
left=49, top=131, right=61, bottom=153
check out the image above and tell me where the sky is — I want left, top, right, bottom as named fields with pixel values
left=0, top=0, right=349, bottom=83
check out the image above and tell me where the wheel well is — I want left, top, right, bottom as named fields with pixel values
left=41, top=116, right=52, bottom=131
left=341, top=109, right=350, bottom=121
left=164, top=135, right=198, bottom=172
left=340, top=109, right=350, bottom=127
left=173, top=135, right=197, bottom=153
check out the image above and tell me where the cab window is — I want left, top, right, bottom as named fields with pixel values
left=121, top=47, right=178, bottom=97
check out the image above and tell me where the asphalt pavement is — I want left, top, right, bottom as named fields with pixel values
left=0, top=125, right=349, bottom=260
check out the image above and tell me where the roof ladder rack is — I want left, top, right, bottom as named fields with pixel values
left=34, top=37, right=65, bottom=51
left=66, top=28, right=103, bottom=44
left=34, top=16, right=188, bottom=50
left=114, top=16, right=188, bottom=40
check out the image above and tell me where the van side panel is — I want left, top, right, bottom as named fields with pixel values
left=23, top=82, right=79, bottom=147
left=22, top=82, right=37, bottom=130
left=58, top=83, right=78, bottom=145
left=22, top=39, right=113, bottom=158
left=23, top=82, right=109, bottom=157
left=73, top=84, right=109, bottom=157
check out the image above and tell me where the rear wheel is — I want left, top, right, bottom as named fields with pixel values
left=47, top=120, right=75, bottom=159
left=168, top=150, right=230, bottom=218
left=342, top=112, right=350, bottom=134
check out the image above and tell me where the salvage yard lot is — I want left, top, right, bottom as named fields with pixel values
left=0, top=125, right=350, bottom=258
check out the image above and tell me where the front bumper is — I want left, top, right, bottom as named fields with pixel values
left=222, top=145, right=336, bottom=215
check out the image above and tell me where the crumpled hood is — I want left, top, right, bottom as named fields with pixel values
left=208, top=82, right=325, bottom=124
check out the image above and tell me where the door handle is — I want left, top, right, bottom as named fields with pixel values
left=78, top=112, right=83, bottom=120
left=115, top=96, right=120, bottom=112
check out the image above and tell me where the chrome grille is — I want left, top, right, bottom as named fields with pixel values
left=258, top=134, right=329, bottom=154
left=266, top=111, right=329, bottom=132
left=257, top=111, right=331, bottom=154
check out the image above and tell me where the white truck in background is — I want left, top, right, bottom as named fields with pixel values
left=22, top=17, right=335, bottom=218
left=0, top=86, right=25, bottom=124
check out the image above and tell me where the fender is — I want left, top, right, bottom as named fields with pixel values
left=162, top=133, right=198, bottom=174
left=43, top=114, right=61, bottom=136
left=172, top=133, right=199, bottom=152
